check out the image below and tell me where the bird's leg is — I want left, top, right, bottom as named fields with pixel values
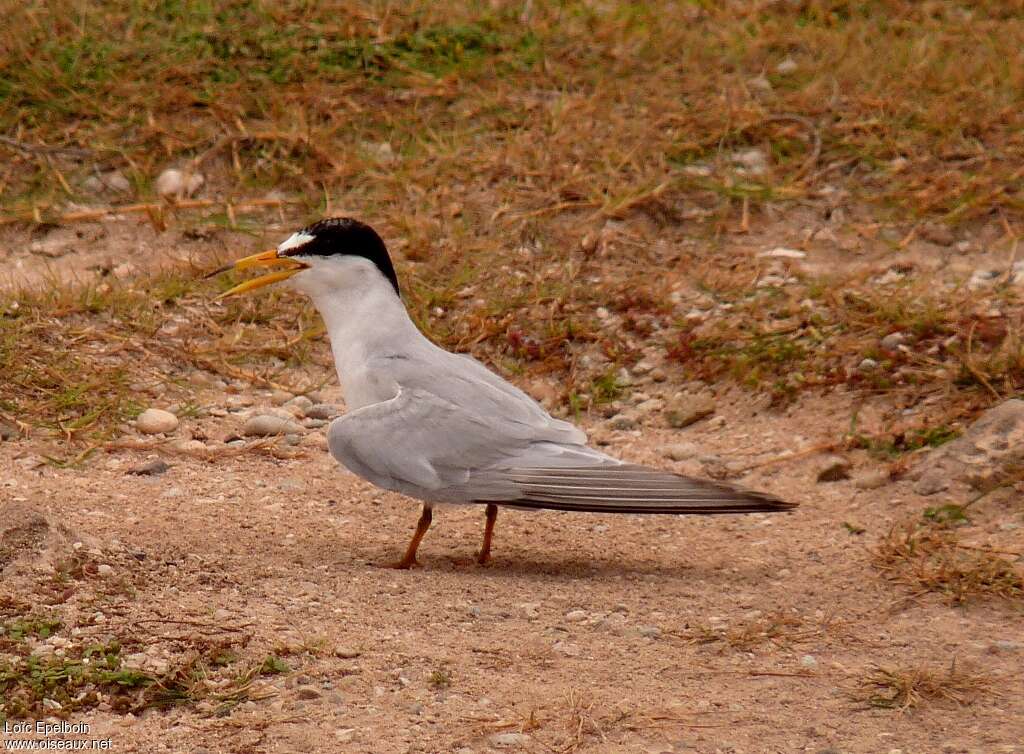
left=477, top=504, right=498, bottom=565
left=389, top=505, right=432, bottom=569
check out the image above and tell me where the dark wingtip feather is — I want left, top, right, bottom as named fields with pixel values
left=484, top=464, right=797, bottom=515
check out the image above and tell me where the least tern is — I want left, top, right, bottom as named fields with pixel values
left=209, top=217, right=795, bottom=568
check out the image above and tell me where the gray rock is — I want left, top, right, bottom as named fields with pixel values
left=605, top=414, right=638, bottom=431
left=663, top=442, right=700, bottom=461
left=853, top=470, right=890, bottom=489
left=306, top=403, right=341, bottom=421
left=857, top=358, right=879, bottom=372
left=296, top=687, right=321, bottom=700
left=283, top=395, right=313, bottom=417
left=666, top=394, right=715, bottom=428
left=912, top=399, right=1024, bottom=490
left=242, top=415, right=305, bottom=437
left=800, top=654, right=818, bottom=668
left=564, top=610, right=587, bottom=623
left=816, top=456, right=851, bottom=483
left=127, top=459, right=170, bottom=476
left=155, top=168, right=203, bottom=198
left=302, top=418, right=328, bottom=429
left=880, top=332, right=908, bottom=351
left=135, top=408, right=178, bottom=435
left=270, top=390, right=294, bottom=405
left=914, top=468, right=950, bottom=496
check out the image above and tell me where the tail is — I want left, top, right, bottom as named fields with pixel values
left=486, top=464, right=794, bottom=515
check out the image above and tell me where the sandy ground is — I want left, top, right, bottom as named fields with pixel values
left=2, top=217, right=1023, bottom=754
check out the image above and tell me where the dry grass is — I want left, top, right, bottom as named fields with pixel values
left=2, top=1, right=1024, bottom=450
left=853, top=661, right=995, bottom=711
left=681, top=611, right=821, bottom=652
left=872, top=519, right=1024, bottom=604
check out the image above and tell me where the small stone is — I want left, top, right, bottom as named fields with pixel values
left=172, top=440, right=206, bottom=454
left=283, top=395, right=313, bottom=417
left=757, top=247, right=806, bottom=260
left=800, top=654, right=818, bottom=668
left=857, top=358, right=879, bottom=373
left=135, top=408, right=178, bottom=435
left=747, top=75, right=773, bottom=94
left=553, top=641, right=582, bottom=657
left=97, top=564, right=113, bottom=577
left=296, top=687, right=321, bottom=700
left=302, top=418, right=327, bottom=429
left=490, top=733, right=531, bottom=748
left=816, top=456, right=852, bottom=483
left=880, top=332, right=908, bottom=351
left=127, top=459, right=170, bottom=476
left=638, top=625, right=662, bottom=639
left=305, top=403, right=341, bottom=421
left=666, top=394, right=715, bottom=429
left=605, top=414, right=638, bottom=431
left=243, top=415, right=305, bottom=437
left=776, top=57, right=798, bottom=74
left=649, top=368, right=668, bottom=382
left=565, top=610, right=587, bottom=623
left=914, top=469, right=949, bottom=496
left=732, top=148, right=769, bottom=175
left=270, top=390, right=294, bottom=405
left=155, top=168, right=203, bottom=198
left=853, top=470, right=890, bottom=490
left=225, top=395, right=255, bottom=409
left=663, top=442, right=700, bottom=461
left=334, top=647, right=361, bottom=659
left=335, top=729, right=356, bottom=743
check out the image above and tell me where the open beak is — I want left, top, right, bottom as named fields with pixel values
left=204, top=249, right=309, bottom=299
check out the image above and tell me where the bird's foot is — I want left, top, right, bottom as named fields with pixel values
left=385, top=557, right=422, bottom=570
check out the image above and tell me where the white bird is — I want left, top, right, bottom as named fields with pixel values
left=209, top=218, right=795, bottom=568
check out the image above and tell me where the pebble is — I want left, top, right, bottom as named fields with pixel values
left=649, top=367, right=668, bottom=382
left=800, top=654, right=818, bottom=668
left=172, top=440, right=207, bottom=454
left=776, top=56, right=798, bottom=74
left=127, top=458, right=170, bottom=476
left=335, top=729, right=356, bottom=743
left=638, top=625, right=662, bottom=639
left=155, top=168, right=204, bottom=198
left=83, top=170, right=131, bottom=194
left=302, top=418, right=327, bottom=429
left=732, top=148, right=769, bottom=175
left=663, top=442, right=700, bottom=461
left=757, top=247, right=806, bottom=259
left=334, top=647, right=361, bottom=659
left=880, top=332, right=908, bottom=351
left=853, top=470, right=890, bottom=489
left=605, top=414, right=638, bottom=431
left=565, top=610, right=588, bottom=623
left=284, top=395, right=314, bottom=417
left=270, top=390, right=295, bottom=405
left=490, top=733, right=531, bottom=747
left=225, top=395, right=255, bottom=409
left=816, top=455, right=852, bottom=483
left=914, top=469, right=949, bottom=496
left=306, top=403, right=341, bottom=421
left=296, top=687, right=321, bottom=700
left=857, top=358, right=879, bottom=372
left=135, top=408, right=178, bottom=435
left=666, top=394, right=715, bottom=428
left=97, top=564, right=113, bottom=577
left=242, top=415, right=305, bottom=437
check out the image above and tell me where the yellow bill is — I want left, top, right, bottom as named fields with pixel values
left=205, top=249, right=309, bottom=299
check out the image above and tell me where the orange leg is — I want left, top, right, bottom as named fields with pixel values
left=389, top=505, right=432, bottom=569
left=477, top=504, right=498, bottom=565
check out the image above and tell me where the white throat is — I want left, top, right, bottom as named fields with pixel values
left=288, top=257, right=425, bottom=408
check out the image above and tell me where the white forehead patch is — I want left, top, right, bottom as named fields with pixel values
left=278, top=231, right=315, bottom=254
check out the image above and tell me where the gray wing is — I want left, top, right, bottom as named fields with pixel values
left=327, top=385, right=581, bottom=500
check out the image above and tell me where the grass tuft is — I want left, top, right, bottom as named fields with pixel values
left=854, top=662, right=994, bottom=711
